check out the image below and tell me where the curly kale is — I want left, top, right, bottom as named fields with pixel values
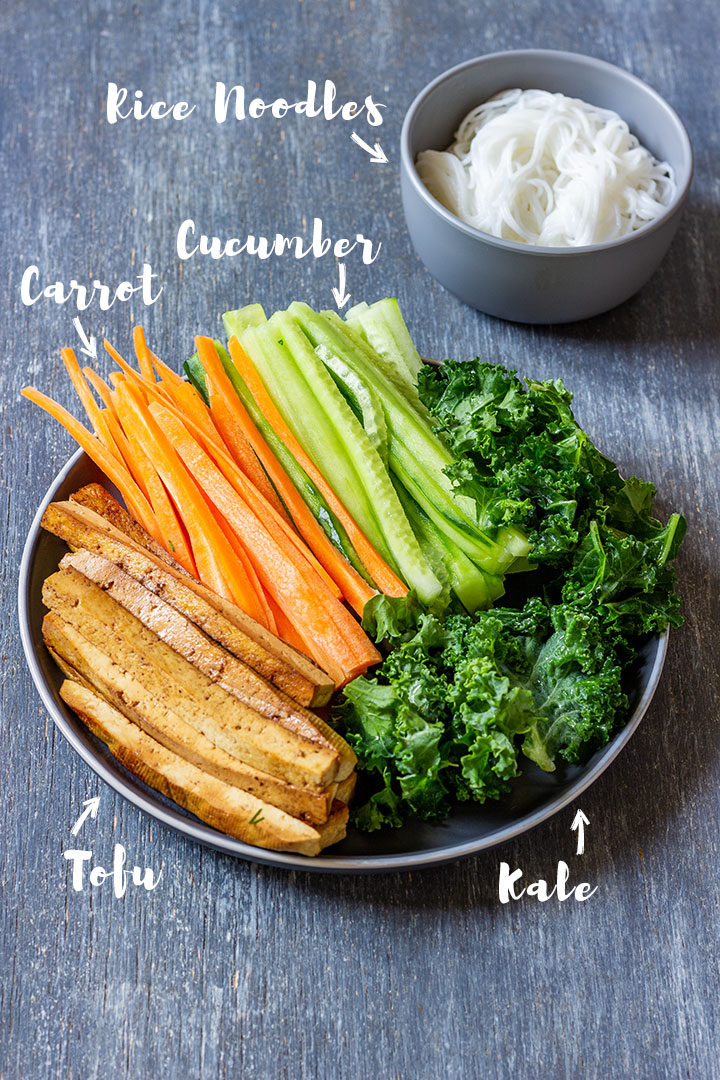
left=337, top=360, right=685, bottom=831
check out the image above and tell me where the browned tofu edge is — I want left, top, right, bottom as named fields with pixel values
left=60, top=679, right=348, bottom=855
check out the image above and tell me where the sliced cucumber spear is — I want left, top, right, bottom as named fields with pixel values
left=346, top=297, right=424, bottom=386
left=290, top=303, right=530, bottom=576
left=240, top=313, right=444, bottom=606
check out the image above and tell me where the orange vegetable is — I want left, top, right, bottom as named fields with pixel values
left=151, top=401, right=380, bottom=682
left=112, top=388, right=196, bottom=575
left=195, top=337, right=287, bottom=519
left=104, top=339, right=175, bottom=407
left=196, top=336, right=376, bottom=615
left=227, top=336, right=408, bottom=598
left=132, top=326, right=158, bottom=383
left=20, top=386, right=160, bottom=541
left=113, top=380, right=269, bottom=626
left=133, top=325, right=185, bottom=389
left=205, top=501, right=277, bottom=634
left=141, top=383, right=343, bottom=599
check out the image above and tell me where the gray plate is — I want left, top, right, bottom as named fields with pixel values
left=19, top=448, right=668, bottom=873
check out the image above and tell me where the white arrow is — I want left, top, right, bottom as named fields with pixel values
left=72, top=317, right=97, bottom=360
left=350, top=131, right=388, bottom=164
left=332, top=262, right=351, bottom=310
left=571, top=809, right=590, bottom=855
left=71, top=796, right=101, bottom=836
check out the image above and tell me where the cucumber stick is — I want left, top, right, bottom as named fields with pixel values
left=290, top=303, right=530, bottom=574
left=314, top=344, right=388, bottom=465
left=240, top=316, right=444, bottom=605
left=223, top=304, right=267, bottom=339
left=395, top=484, right=503, bottom=612
left=346, top=297, right=424, bottom=385
left=324, top=310, right=430, bottom=418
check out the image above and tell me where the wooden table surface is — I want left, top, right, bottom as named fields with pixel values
left=2, top=2, right=718, bottom=1078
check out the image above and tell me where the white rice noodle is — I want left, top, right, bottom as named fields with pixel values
left=416, top=89, right=676, bottom=247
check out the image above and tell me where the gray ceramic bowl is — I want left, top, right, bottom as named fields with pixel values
left=401, top=50, right=693, bottom=323
left=19, top=448, right=668, bottom=873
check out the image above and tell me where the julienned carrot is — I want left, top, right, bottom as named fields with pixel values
left=196, top=337, right=376, bottom=615
left=266, top=597, right=313, bottom=658
left=83, top=369, right=116, bottom=411
left=151, top=399, right=340, bottom=608
left=205, top=501, right=277, bottom=634
left=132, top=326, right=157, bottom=383
left=78, top=360, right=196, bottom=574
left=20, top=386, right=161, bottom=542
left=62, top=350, right=111, bottom=442
left=114, top=380, right=270, bottom=627
left=104, top=339, right=175, bottom=407
left=227, top=336, right=408, bottom=598
left=166, top=380, right=225, bottom=448
left=195, top=339, right=288, bottom=520
left=112, top=387, right=197, bottom=575
left=151, top=402, right=380, bottom=682
left=143, top=383, right=343, bottom=599
left=132, top=326, right=185, bottom=390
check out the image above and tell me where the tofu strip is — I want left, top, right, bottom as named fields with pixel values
left=60, top=679, right=348, bottom=855
left=42, top=496, right=335, bottom=707
left=43, top=566, right=341, bottom=790
left=44, top=612, right=336, bottom=824
left=60, top=548, right=355, bottom=775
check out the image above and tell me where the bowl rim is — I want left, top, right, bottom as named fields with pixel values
left=400, top=48, right=694, bottom=258
left=19, top=446, right=670, bottom=874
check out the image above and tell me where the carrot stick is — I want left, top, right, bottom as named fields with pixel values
left=163, top=379, right=227, bottom=449
left=80, top=376, right=184, bottom=562
left=133, top=326, right=185, bottom=389
left=112, top=388, right=197, bottom=575
left=227, top=336, right=408, bottom=598
left=83, top=369, right=116, bottom=411
left=196, top=338, right=288, bottom=520
left=132, top=326, right=157, bottom=383
left=114, top=381, right=270, bottom=625
left=21, top=386, right=161, bottom=541
left=61, top=349, right=110, bottom=441
left=197, top=336, right=375, bottom=614
left=266, top=597, right=312, bottom=658
left=143, top=384, right=343, bottom=599
left=62, top=360, right=154, bottom=516
left=151, top=402, right=380, bottom=680
left=104, top=339, right=175, bottom=407
left=205, top=501, right=277, bottom=634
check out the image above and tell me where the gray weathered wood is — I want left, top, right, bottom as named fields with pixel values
left=1, top=1, right=718, bottom=1078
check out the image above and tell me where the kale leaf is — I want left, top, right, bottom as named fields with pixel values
left=338, top=360, right=685, bottom=832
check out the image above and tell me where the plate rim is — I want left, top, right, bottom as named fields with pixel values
left=18, top=447, right=669, bottom=874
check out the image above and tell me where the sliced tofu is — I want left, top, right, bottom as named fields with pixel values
left=60, top=679, right=348, bottom=855
left=43, top=564, right=342, bottom=790
left=44, top=612, right=336, bottom=824
left=70, top=482, right=190, bottom=572
left=42, top=496, right=335, bottom=707
left=54, top=547, right=356, bottom=779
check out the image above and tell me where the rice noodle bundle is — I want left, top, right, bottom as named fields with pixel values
left=416, top=89, right=676, bottom=247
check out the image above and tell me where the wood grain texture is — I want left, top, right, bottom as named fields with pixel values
left=1, top=1, right=718, bottom=1078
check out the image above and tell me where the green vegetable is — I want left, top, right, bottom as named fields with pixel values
left=337, top=355, right=685, bottom=832
left=315, top=343, right=389, bottom=465
left=238, top=313, right=444, bottom=605
left=292, top=303, right=531, bottom=578
left=417, top=359, right=623, bottom=563
left=223, top=304, right=267, bottom=338
left=346, top=297, right=424, bottom=386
